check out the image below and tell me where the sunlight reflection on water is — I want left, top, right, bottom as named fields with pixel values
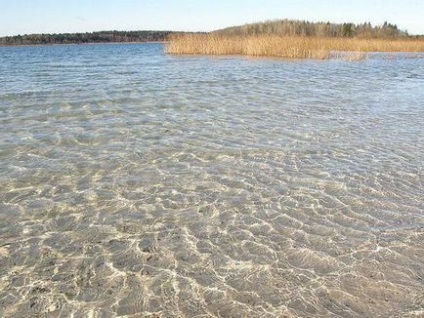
left=0, top=43, right=423, bottom=317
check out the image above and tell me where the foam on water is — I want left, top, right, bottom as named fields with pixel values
left=0, top=44, right=423, bottom=317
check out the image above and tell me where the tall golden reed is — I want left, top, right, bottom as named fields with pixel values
left=166, top=34, right=424, bottom=59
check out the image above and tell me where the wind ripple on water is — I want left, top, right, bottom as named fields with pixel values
left=0, top=44, right=423, bottom=317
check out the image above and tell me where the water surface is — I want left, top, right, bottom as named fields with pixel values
left=0, top=43, right=423, bottom=317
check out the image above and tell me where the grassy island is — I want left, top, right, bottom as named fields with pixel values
left=166, top=19, right=424, bottom=59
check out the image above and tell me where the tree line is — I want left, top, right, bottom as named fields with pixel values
left=0, top=30, right=173, bottom=46
left=0, top=20, right=413, bottom=46
left=216, top=19, right=409, bottom=38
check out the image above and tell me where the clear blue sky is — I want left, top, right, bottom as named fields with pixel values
left=1, top=0, right=423, bottom=36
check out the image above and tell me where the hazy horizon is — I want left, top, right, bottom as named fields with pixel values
left=1, top=0, right=424, bottom=37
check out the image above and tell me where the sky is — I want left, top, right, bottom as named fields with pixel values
left=1, top=0, right=423, bottom=37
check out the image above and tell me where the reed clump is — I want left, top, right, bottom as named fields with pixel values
left=166, top=34, right=424, bottom=59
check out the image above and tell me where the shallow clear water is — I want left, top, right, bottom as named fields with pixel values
left=0, top=43, right=423, bottom=317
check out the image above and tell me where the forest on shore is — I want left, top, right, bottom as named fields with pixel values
left=216, top=19, right=409, bottom=38
left=1, top=19, right=422, bottom=46
left=167, top=20, right=424, bottom=59
left=0, top=30, right=173, bottom=46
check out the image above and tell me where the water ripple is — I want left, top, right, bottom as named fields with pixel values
left=0, top=43, right=423, bottom=317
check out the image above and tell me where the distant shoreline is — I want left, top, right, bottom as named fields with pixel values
left=0, top=30, right=175, bottom=47
left=2, top=19, right=423, bottom=51
left=0, top=40, right=167, bottom=48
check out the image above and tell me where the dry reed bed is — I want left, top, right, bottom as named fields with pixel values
left=166, top=34, right=424, bottom=59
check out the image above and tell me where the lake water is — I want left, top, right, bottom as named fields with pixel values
left=0, top=43, right=423, bottom=317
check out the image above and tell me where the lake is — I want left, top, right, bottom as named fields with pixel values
left=0, top=43, right=423, bottom=317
